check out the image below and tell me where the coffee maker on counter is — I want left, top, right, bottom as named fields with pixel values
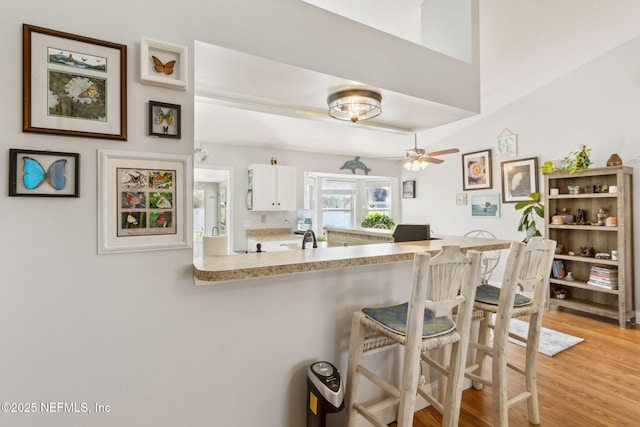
left=296, top=209, right=313, bottom=234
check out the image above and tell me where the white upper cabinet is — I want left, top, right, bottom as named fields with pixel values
left=248, top=164, right=296, bottom=211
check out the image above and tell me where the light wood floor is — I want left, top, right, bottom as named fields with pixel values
left=393, top=309, right=640, bottom=427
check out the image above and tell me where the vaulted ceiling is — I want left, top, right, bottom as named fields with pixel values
left=194, top=1, right=640, bottom=159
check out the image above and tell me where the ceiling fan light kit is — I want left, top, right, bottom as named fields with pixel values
left=403, top=159, right=429, bottom=171
left=402, top=134, right=460, bottom=171
left=327, top=89, right=382, bottom=123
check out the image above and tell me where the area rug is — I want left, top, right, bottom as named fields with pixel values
left=508, top=318, right=584, bottom=357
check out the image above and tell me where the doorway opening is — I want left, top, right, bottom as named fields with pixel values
left=193, top=166, right=233, bottom=257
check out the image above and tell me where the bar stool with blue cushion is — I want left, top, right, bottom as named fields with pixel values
left=466, top=237, right=556, bottom=426
left=345, top=246, right=482, bottom=427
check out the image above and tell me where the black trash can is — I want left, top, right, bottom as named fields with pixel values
left=306, top=361, right=345, bottom=427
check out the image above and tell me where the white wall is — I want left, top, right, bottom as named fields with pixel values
left=2, top=2, right=638, bottom=427
left=0, top=2, right=442, bottom=426
left=403, top=34, right=640, bottom=317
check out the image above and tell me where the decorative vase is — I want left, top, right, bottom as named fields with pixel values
left=552, top=215, right=564, bottom=225
left=606, top=153, right=622, bottom=167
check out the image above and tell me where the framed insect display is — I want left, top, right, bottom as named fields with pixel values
left=23, top=24, right=127, bottom=140
left=148, top=101, right=181, bottom=139
left=140, top=37, right=188, bottom=90
left=97, top=149, right=192, bottom=254
left=9, top=149, right=80, bottom=197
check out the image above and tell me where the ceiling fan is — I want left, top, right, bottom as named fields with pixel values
left=401, top=134, right=460, bottom=170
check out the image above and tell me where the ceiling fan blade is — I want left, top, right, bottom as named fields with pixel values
left=420, top=156, right=444, bottom=164
left=426, top=148, right=460, bottom=156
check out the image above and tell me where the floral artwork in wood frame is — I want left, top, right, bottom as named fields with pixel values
left=462, top=149, right=492, bottom=191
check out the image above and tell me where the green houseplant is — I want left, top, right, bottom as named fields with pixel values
left=539, top=160, right=556, bottom=174
left=515, top=192, right=544, bottom=242
left=540, top=145, right=592, bottom=175
left=361, top=212, right=395, bottom=229
left=563, top=144, right=592, bottom=173
left=316, top=234, right=328, bottom=248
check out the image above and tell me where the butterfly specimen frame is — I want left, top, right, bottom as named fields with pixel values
left=23, top=24, right=127, bottom=140
left=98, top=150, right=192, bottom=254
left=140, top=37, right=188, bottom=90
left=148, top=101, right=181, bottom=139
left=9, top=149, right=80, bottom=197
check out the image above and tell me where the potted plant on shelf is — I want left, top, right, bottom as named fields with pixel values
left=564, top=145, right=592, bottom=173
left=361, top=212, right=395, bottom=229
left=515, top=192, right=544, bottom=242
left=316, top=234, right=328, bottom=248
left=539, top=145, right=592, bottom=175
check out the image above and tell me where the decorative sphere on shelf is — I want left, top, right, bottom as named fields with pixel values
left=606, top=153, right=622, bottom=167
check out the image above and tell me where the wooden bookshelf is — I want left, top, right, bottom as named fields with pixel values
left=544, top=166, right=634, bottom=328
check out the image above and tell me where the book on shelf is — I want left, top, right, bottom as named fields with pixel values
left=587, top=265, right=618, bottom=289
left=552, top=260, right=566, bottom=279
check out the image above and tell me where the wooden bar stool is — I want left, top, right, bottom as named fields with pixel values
left=464, top=230, right=502, bottom=284
left=466, top=237, right=557, bottom=426
left=345, top=246, right=482, bottom=427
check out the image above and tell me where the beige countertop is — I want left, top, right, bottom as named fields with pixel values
left=246, top=233, right=300, bottom=242
left=245, top=228, right=298, bottom=241
left=193, top=235, right=511, bottom=284
left=323, top=226, right=393, bottom=238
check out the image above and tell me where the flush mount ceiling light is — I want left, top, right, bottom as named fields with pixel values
left=327, top=89, right=382, bottom=123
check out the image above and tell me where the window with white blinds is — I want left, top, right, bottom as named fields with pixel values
left=318, top=178, right=392, bottom=228
left=322, top=179, right=356, bottom=228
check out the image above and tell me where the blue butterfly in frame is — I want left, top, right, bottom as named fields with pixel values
left=22, top=156, right=67, bottom=190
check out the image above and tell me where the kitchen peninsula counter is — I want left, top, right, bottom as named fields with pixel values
left=323, top=226, right=393, bottom=246
left=193, top=235, right=511, bottom=284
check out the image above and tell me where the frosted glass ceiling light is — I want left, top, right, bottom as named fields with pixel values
left=403, top=159, right=429, bottom=171
left=327, top=89, right=382, bottom=123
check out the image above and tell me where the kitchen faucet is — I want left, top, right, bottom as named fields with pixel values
left=301, top=230, right=317, bottom=249
left=284, top=217, right=294, bottom=234
left=211, top=226, right=219, bottom=236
